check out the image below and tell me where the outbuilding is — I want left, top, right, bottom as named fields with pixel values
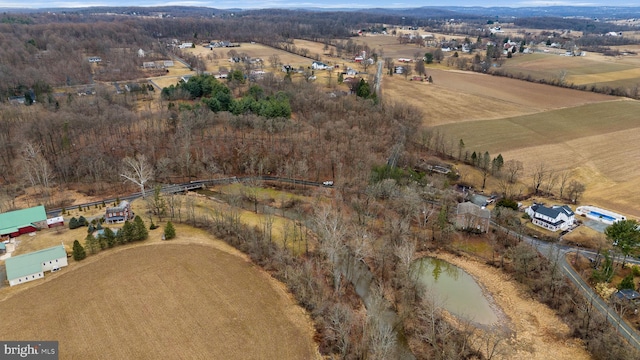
left=47, top=216, right=65, bottom=228
left=5, top=245, right=68, bottom=286
left=0, top=205, right=47, bottom=239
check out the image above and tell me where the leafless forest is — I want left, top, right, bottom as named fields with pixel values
left=1, top=9, right=639, bottom=359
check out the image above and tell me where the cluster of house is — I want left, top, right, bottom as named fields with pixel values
left=1, top=206, right=66, bottom=286
left=454, top=199, right=577, bottom=234
left=205, top=41, right=238, bottom=49
left=1, top=201, right=134, bottom=287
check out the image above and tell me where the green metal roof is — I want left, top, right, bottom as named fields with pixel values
left=0, top=243, right=5, bottom=250
left=0, top=205, right=47, bottom=235
left=5, top=245, right=66, bottom=280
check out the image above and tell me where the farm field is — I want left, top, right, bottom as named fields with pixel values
left=434, top=100, right=640, bottom=217
left=0, top=243, right=320, bottom=360
left=500, top=51, right=640, bottom=91
left=149, top=37, right=639, bottom=218
left=382, top=68, right=614, bottom=126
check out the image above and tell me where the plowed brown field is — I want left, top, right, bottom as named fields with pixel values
left=1, top=243, right=319, bottom=360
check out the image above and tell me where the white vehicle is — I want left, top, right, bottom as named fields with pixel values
left=323, top=180, right=334, bottom=186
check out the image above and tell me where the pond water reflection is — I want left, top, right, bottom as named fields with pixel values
left=412, top=257, right=498, bottom=326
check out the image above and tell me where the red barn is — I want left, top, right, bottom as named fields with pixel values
left=0, top=205, right=47, bottom=239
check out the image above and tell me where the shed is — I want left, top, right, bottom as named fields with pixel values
left=5, top=245, right=68, bottom=286
left=0, top=205, right=47, bottom=238
left=47, top=216, right=65, bottom=228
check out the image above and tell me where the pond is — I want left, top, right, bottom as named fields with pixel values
left=411, top=257, right=498, bottom=326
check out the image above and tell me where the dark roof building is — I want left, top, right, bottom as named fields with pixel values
left=105, top=201, right=133, bottom=224
left=525, top=203, right=575, bottom=232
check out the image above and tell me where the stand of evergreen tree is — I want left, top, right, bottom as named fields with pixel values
left=164, top=221, right=176, bottom=240
left=72, top=240, right=86, bottom=261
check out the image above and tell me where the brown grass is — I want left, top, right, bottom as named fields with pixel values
left=562, top=224, right=610, bottom=249
left=0, top=241, right=320, bottom=360
left=435, top=99, right=640, bottom=218
left=183, top=42, right=316, bottom=73
left=501, top=51, right=640, bottom=90
left=433, top=251, right=591, bottom=360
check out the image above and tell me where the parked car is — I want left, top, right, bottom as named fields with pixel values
left=323, top=180, right=334, bottom=186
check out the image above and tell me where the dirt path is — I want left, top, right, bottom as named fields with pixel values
left=432, top=251, right=592, bottom=360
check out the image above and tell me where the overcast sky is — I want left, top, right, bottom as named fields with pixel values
left=1, top=0, right=638, bottom=9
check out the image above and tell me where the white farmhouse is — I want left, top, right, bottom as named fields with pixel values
left=311, top=61, right=330, bottom=70
left=5, top=245, right=68, bottom=286
left=525, top=203, right=575, bottom=232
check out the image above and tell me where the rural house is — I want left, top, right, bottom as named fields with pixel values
left=105, top=201, right=133, bottom=224
left=0, top=205, right=47, bottom=239
left=455, top=202, right=491, bottom=233
left=525, top=203, right=575, bottom=232
left=311, top=61, right=330, bottom=70
left=613, top=289, right=640, bottom=306
left=5, top=245, right=68, bottom=286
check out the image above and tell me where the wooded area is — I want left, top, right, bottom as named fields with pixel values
left=2, top=8, right=640, bottom=359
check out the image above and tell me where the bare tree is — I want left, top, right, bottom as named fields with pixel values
left=558, top=170, right=571, bottom=199
left=414, top=59, right=426, bottom=77
left=315, top=204, right=346, bottom=292
left=530, top=162, right=546, bottom=195
left=268, top=53, right=281, bottom=71
left=19, top=142, right=54, bottom=200
left=121, top=154, right=153, bottom=198
left=567, top=180, right=586, bottom=203
left=544, top=169, right=559, bottom=196
left=504, top=159, right=523, bottom=184
left=384, top=57, right=395, bottom=75
left=402, top=65, right=412, bottom=80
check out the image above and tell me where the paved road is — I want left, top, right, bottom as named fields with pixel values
left=45, top=179, right=640, bottom=350
left=498, top=224, right=640, bottom=350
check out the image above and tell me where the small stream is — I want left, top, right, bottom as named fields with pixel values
left=339, top=253, right=415, bottom=360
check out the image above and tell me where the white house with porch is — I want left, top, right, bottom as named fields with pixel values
left=525, top=203, right=575, bottom=232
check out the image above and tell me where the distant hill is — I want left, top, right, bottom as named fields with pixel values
left=2, top=5, right=640, bottom=20
left=354, top=6, right=640, bottom=20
